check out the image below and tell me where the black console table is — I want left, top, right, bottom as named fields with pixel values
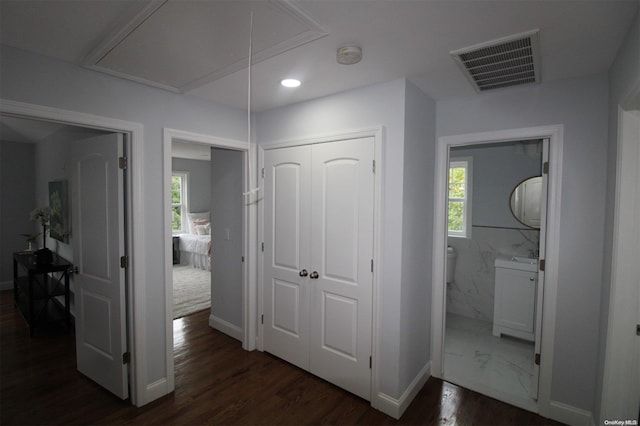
left=13, top=252, right=72, bottom=336
left=173, top=235, right=180, bottom=264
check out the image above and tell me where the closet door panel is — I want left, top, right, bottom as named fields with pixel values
left=309, top=137, right=375, bottom=400
left=263, top=145, right=311, bottom=370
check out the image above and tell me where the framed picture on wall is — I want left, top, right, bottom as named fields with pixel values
left=49, top=180, right=69, bottom=243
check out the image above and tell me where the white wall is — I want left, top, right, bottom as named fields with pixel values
left=172, top=157, right=211, bottom=214
left=256, top=79, right=410, bottom=399
left=34, top=127, right=111, bottom=263
left=436, top=74, right=609, bottom=412
left=0, top=45, right=247, bottom=388
left=451, top=141, right=541, bottom=228
left=0, top=140, right=36, bottom=286
left=596, top=10, right=640, bottom=423
left=399, top=81, right=436, bottom=394
left=210, top=147, right=244, bottom=332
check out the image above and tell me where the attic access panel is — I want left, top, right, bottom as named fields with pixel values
left=85, top=0, right=326, bottom=92
left=451, top=30, right=541, bottom=93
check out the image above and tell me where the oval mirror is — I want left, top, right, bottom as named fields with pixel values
left=509, top=176, right=542, bottom=228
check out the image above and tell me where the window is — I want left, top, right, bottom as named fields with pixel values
left=171, top=172, right=188, bottom=233
left=448, top=158, right=472, bottom=238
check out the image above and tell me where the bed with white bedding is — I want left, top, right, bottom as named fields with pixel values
left=176, top=211, right=212, bottom=271
left=178, top=233, right=211, bottom=270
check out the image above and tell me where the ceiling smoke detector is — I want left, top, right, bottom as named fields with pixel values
left=451, top=30, right=541, bottom=92
left=337, top=45, right=362, bottom=65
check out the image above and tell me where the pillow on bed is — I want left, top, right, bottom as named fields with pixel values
left=187, top=212, right=210, bottom=234
left=194, top=223, right=211, bottom=236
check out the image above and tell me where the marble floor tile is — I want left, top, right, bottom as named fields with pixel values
left=444, top=313, right=536, bottom=404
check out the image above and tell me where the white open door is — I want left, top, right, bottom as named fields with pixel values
left=531, top=138, right=549, bottom=399
left=600, top=104, right=640, bottom=421
left=71, top=133, right=128, bottom=399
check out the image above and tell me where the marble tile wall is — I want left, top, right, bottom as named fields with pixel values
left=446, top=226, right=539, bottom=321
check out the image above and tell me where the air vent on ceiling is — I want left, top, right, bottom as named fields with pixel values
left=451, top=30, right=541, bottom=93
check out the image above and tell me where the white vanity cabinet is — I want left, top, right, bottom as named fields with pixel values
left=493, top=256, right=538, bottom=342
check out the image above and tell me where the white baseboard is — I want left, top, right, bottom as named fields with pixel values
left=144, top=377, right=170, bottom=406
left=209, top=314, right=243, bottom=342
left=373, top=361, right=431, bottom=419
left=548, top=400, right=595, bottom=426
left=1, top=280, right=13, bottom=291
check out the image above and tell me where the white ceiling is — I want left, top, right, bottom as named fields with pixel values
left=172, top=140, right=212, bottom=161
left=0, top=115, right=110, bottom=143
left=0, top=0, right=637, bottom=112
left=0, top=116, right=68, bottom=143
left=0, top=114, right=213, bottom=159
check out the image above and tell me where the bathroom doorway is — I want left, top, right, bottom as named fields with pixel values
left=431, top=125, right=564, bottom=415
left=444, top=139, right=546, bottom=411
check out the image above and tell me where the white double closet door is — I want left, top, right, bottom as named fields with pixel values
left=263, top=137, right=375, bottom=400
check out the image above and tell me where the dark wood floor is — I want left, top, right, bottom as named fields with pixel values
left=1, top=290, right=561, bottom=425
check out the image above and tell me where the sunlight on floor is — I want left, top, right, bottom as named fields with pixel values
left=173, top=317, right=187, bottom=348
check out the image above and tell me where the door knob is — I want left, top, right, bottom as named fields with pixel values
left=299, top=269, right=308, bottom=277
left=310, top=271, right=319, bottom=279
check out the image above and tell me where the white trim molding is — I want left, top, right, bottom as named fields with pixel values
left=548, top=401, right=595, bottom=426
left=209, top=314, right=244, bottom=341
left=373, top=362, right=431, bottom=419
left=431, top=125, right=564, bottom=421
left=0, top=98, right=147, bottom=407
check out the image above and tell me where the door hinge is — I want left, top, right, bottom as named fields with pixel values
left=241, top=256, right=245, bottom=263
left=371, top=259, right=374, bottom=273
left=261, top=314, right=264, bottom=325
left=261, top=242, right=264, bottom=252
left=636, top=324, right=640, bottom=336
left=372, top=160, right=376, bottom=174
left=543, top=161, right=549, bottom=175
left=122, top=352, right=130, bottom=364
left=369, top=356, right=372, bottom=369
left=539, top=259, right=545, bottom=272
left=120, top=255, right=129, bottom=269
left=261, top=168, right=264, bottom=179
left=119, top=157, right=128, bottom=170
left=535, top=353, right=541, bottom=365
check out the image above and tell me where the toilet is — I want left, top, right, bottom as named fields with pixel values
left=446, top=245, right=457, bottom=283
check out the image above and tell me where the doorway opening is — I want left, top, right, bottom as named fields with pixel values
left=170, top=141, right=213, bottom=321
left=163, top=128, right=253, bottom=394
left=431, top=125, right=564, bottom=417
left=444, top=139, right=546, bottom=411
left=0, top=104, right=142, bottom=404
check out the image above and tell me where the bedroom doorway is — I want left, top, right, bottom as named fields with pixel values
left=170, top=141, right=213, bottom=320
left=163, top=128, right=253, bottom=394
left=0, top=105, right=142, bottom=404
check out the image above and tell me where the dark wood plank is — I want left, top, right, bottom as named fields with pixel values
left=0, top=290, right=561, bottom=425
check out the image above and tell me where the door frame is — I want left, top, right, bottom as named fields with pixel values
left=431, top=125, right=564, bottom=418
left=162, top=128, right=256, bottom=393
left=599, top=82, right=640, bottom=422
left=257, top=126, right=383, bottom=406
left=0, top=98, right=145, bottom=405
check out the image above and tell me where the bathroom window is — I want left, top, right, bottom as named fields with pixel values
left=448, top=158, right=472, bottom=238
left=171, top=172, right=189, bottom=233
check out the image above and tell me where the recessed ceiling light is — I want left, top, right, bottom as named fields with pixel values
left=281, top=78, right=301, bottom=88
